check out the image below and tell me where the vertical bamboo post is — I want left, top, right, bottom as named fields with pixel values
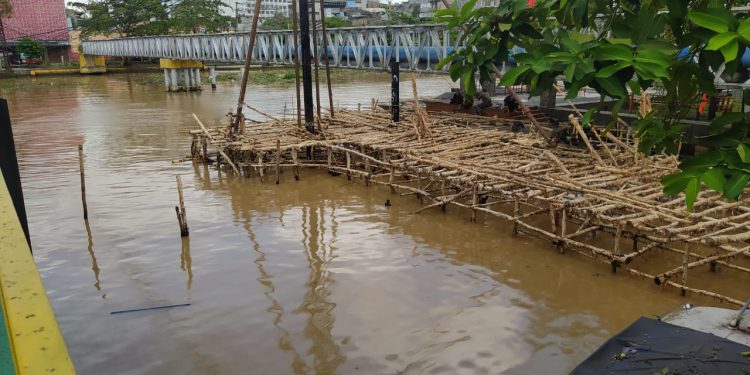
left=327, top=146, right=332, bottom=174
left=275, top=139, right=281, bottom=185
left=318, top=0, right=334, bottom=117
left=416, top=170, right=422, bottom=203
left=513, top=198, right=520, bottom=236
left=559, top=206, right=567, bottom=253
left=257, top=153, right=265, bottom=182
left=389, top=162, right=395, bottom=193
left=681, top=242, right=689, bottom=296
left=176, top=175, right=188, bottom=237
left=440, top=177, right=446, bottom=211
left=358, top=103, right=361, bottom=112
left=292, top=148, right=300, bottom=180
left=310, top=1, right=322, bottom=126
left=613, top=224, right=622, bottom=255
left=549, top=205, right=557, bottom=233
left=78, top=145, right=89, bottom=220
left=202, top=139, right=208, bottom=162
left=363, top=146, right=370, bottom=186
left=346, top=151, right=351, bottom=180
left=471, top=185, right=477, bottom=223
left=290, top=0, right=302, bottom=128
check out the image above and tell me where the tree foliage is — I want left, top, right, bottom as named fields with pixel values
left=325, top=16, right=352, bottom=28
left=171, top=0, right=233, bottom=34
left=261, top=14, right=292, bottom=30
left=16, top=38, right=44, bottom=59
left=71, top=0, right=170, bottom=37
left=436, top=0, right=750, bottom=211
left=0, top=0, right=12, bottom=18
left=261, top=14, right=351, bottom=30
left=71, top=0, right=231, bottom=37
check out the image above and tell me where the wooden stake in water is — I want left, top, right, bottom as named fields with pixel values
left=176, top=175, right=189, bottom=237
left=78, top=145, right=89, bottom=220
left=275, top=139, right=281, bottom=185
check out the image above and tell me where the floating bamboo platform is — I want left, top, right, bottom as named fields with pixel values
left=189, top=107, right=750, bottom=306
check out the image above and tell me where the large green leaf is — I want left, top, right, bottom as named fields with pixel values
left=662, top=172, right=691, bottom=196
left=739, top=19, right=750, bottom=41
left=738, top=144, right=750, bottom=163
left=681, top=150, right=722, bottom=172
left=702, top=168, right=726, bottom=191
left=723, top=173, right=750, bottom=200
left=634, top=49, right=672, bottom=68
left=564, top=63, right=576, bottom=81
left=595, top=43, right=634, bottom=61
left=595, top=61, right=632, bottom=78
left=706, top=32, right=739, bottom=51
left=499, top=65, right=531, bottom=86
left=595, top=76, right=627, bottom=98
left=720, top=40, right=739, bottom=61
left=460, top=0, right=477, bottom=19
left=688, top=11, right=730, bottom=33
left=560, top=37, right=582, bottom=54
left=434, top=8, right=457, bottom=17
left=685, top=176, right=700, bottom=211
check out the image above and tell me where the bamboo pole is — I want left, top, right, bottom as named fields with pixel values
left=176, top=175, right=189, bottom=237
left=291, top=0, right=302, bottom=128
left=310, top=3, right=322, bottom=127
left=232, top=0, right=263, bottom=133
left=346, top=151, right=351, bottom=180
left=292, top=148, right=300, bottom=180
left=559, top=206, right=567, bottom=253
left=192, top=114, right=240, bottom=174
left=78, top=145, right=88, bottom=220
left=257, top=153, right=265, bottom=182
left=276, top=139, right=281, bottom=184
left=569, top=115, right=604, bottom=165
left=318, top=0, right=334, bottom=117
left=471, top=185, right=478, bottom=223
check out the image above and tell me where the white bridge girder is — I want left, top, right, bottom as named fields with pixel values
left=81, top=24, right=460, bottom=72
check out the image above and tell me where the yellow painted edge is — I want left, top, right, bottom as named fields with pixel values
left=29, top=69, right=80, bottom=76
left=159, top=58, right=203, bottom=69
left=0, top=169, right=76, bottom=375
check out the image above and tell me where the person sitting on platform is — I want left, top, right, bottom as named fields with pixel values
left=503, top=95, right=519, bottom=113
left=449, top=88, right=464, bottom=105
left=475, top=92, right=493, bottom=113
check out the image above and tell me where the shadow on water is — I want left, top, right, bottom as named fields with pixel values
left=180, top=237, right=193, bottom=290
left=84, top=219, right=104, bottom=298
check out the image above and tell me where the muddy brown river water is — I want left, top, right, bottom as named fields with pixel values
left=4, top=71, right=691, bottom=374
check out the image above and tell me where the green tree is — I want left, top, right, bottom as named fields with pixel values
left=325, top=17, right=351, bottom=28
left=0, top=0, right=11, bottom=17
left=16, top=38, right=44, bottom=60
left=170, top=0, right=233, bottom=34
left=70, top=0, right=170, bottom=37
left=437, top=0, right=750, bottom=210
left=261, top=14, right=291, bottom=30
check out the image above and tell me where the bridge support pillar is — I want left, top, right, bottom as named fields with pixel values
left=79, top=54, right=106, bottom=74
left=209, top=66, right=217, bottom=89
left=160, top=59, right=203, bottom=92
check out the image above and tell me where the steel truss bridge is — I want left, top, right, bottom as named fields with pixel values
left=81, top=24, right=460, bottom=72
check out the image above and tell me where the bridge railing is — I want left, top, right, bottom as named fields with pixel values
left=81, top=24, right=462, bottom=72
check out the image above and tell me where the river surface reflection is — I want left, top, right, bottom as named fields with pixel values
left=4, top=72, right=686, bottom=374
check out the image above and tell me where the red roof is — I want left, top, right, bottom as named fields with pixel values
left=2, top=0, right=69, bottom=42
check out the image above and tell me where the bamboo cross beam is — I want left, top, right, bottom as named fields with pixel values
left=655, top=245, right=750, bottom=285
left=192, top=113, right=241, bottom=174
left=568, top=115, right=604, bottom=165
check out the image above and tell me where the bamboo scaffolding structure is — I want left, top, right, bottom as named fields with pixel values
left=189, top=107, right=750, bottom=306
